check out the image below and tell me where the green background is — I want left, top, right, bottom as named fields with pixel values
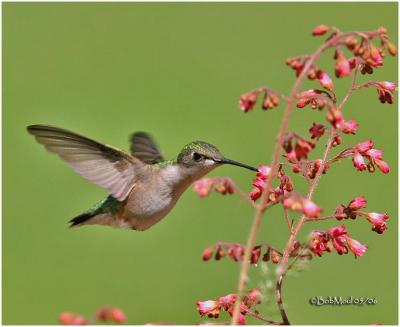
left=3, top=2, right=398, bottom=325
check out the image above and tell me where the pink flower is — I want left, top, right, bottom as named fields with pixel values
left=110, top=308, right=126, bottom=324
left=335, top=52, right=351, bottom=78
left=303, top=199, right=323, bottom=218
left=249, top=165, right=270, bottom=201
left=239, top=92, right=258, bottom=112
left=294, top=139, right=315, bottom=160
left=353, top=152, right=367, bottom=171
left=374, top=159, right=390, bottom=174
left=356, top=140, right=374, bottom=153
left=366, top=45, right=383, bottom=67
left=309, top=122, right=326, bottom=140
left=334, top=204, right=346, bottom=220
left=365, top=148, right=384, bottom=160
left=283, top=193, right=322, bottom=218
left=250, top=245, right=261, bottom=264
left=196, top=300, right=220, bottom=318
left=332, top=135, right=342, bottom=147
left=246, top=289, right=262, bottom=306
left=296, top=89, right=321, bottom=108
left=326, top=108, right=344, bottom=129
left=345, top=237, right=368, bottom=257
left=328, top=225, right=347, bottom=238
left=387, top=42, right=397, bottom=56
left=193, top=178, right=213, bottom=198
left=311, top=226, right=368, bottom=258
left=257, top=165, right=271, bottom=179
left=202, top=247, right=214, bottom=261
left=261, top=92, right=280, bottom=110
left=341, top=119, right=359, bottom=134
left=218, top=294, right=237, bottom=309
left=365, top=212, right=389, bottom=234
left=309, top=231, right=328, bottom=256
left=213, top=178, right=235, bottom=195
left=59, top=312, right=76, bottom=325
left=348, top=196, right=367, bottom=211
left=297, top=97, right=311, bottom=108
left=377, top=87, right=395, bottom=104
left=71, top=316, right=88, bottom=325
left=249, top=188, right=262, bottom=201
left=328, top=226, right=348, bottom=255
left=282, top=194, right=303, bottom=212
left=312, top=25, right=330, bottom=36
left=59, top=312, right=88, bottom=325
left=228, top=245, right=244, bottom=262
left=317, top=71, right=334, bottom=91
left=252, top=177, right=266, bottom=190
left=306, top=159, right=329, bottom=179
left=227, top=308, right=246, bottom=325
left=378, top=81, right=396, bottom=91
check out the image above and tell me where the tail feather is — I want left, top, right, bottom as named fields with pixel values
left=69, top=212, right=96, bottom=228
left=69, top=195, right=123, bottom=228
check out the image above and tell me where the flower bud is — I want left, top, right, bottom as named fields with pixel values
left=387, top=42, right=397, bottom=56
left=312, top=25, right=329, bottom=36
left=110, top=308, right=126, bottom=324
left=352, top=152, right=367, bottom=171
left=202, top=247, right=214, bottom=261
left=348, top=196, right=367, bottom=211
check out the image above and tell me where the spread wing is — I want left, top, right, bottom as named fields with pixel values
left=129, top=132, right=164, bottom=164
left=27, top=125, right=144, bottom=201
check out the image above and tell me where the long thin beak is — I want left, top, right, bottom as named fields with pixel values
left=216, top=158, right=258, bottom=172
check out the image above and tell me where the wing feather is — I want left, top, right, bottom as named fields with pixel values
left=130, top=132, right=164, bottom=164
left=27, top=125, right=143, bottom=201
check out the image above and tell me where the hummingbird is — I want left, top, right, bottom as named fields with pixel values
left=27, top=125, right=257, bottom=231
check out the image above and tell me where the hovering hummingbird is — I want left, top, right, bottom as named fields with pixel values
left=27, top=125, right=257, bottom=231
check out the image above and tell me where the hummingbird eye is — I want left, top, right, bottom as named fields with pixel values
left=192, top=152, right=202, bottom=162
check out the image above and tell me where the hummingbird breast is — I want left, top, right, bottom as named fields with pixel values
left=121, top=164, right=195, bottom=230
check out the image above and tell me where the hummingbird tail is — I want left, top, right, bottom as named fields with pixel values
left=69, top=195, right=124, bottom=228
left=69, top=212, right=97, bottom=228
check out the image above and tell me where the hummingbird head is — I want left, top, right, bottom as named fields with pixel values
left=177, top=141, right=258, bottom=173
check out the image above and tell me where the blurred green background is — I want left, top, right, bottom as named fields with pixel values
left=3, top=2, right=398, bottom=325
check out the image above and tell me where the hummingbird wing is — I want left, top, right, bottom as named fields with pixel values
left=27, top=125, right=144, bottom=201
left=129, top=132, right=165, bottom=164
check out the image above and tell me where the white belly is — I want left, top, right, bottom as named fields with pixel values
left=124, top=183, right=180, bottom=231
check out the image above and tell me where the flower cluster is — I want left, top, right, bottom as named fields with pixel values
left=59, top=312, right=88, bottom=325
left=59, top=308, right=126, bottom=325
left=309, top=225, right=367, bottom=257
left=283, top=132, right=315, bottom=161
left=196, top=289, right=261, bottom=324
left=312, top=25, right=396, bottom=77
left=334, top=196, right=389, bottom=234
left=96, top=307, right=126, bottom=324
left=249, top=167, right=294, bottom=203
left=249, top=165, right=271, bottom=201
left=375, top=81, right=396, bottom=104
left=296, top=90, right=349, bottom=130
left=283, top=192, right=322, bottom=218
left=239, top=88, right=280, bottom=112
left=304, top=159, right=329, bottom=179
left=351, top=140, right=390, bottom=174
left=286, top=56, right=322, bottom=80
left=194, top=26, right=395, bottom=325
left=296, top=89, right=329, bottom=110
left=202, top=242, right=282, bottom=265
left=193, top=177, right=235, bottom=198
left=341, top=119, right=359, bottom=134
